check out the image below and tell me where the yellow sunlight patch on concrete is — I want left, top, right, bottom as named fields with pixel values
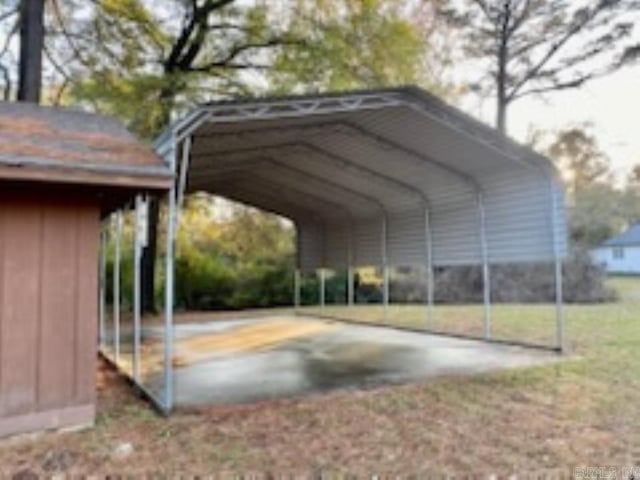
left=172, top=318, right=337, bottom=367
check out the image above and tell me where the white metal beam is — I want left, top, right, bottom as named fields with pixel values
left=319, top=268, right=326, bottom=309
left=133, top=194, right=144, bottom=383
left=113, top=211, right=122, bottom=362
left=425, top=207, right=435, bottom=326
left=162, top=135, right=178, bottom=413
left=294, top=268, right=301, bottom=312
left=382, top=214, right=389, bottom=322
left=550, top=180, right=565, bottom=352
left=176, top=135, right=192, bottom=223
left=477, top=193, right=492, bottom=339
left=347, top=222, right=355, bottom=307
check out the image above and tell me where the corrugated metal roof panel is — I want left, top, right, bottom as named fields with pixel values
left=165, top=87, right=567, bottom=269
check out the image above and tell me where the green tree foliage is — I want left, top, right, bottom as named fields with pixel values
left=628, top=164, right=640, bottom=189
left=546, top=127, right=612, bottom=194
left=439, top=0, right=640, bottom=133
left=46, top=0, right=294, bottom=137
left=270, top=0, right=454, bottom=95
left=46, top=0, right=457, bottom=135
left=620, top=185, right=640, bottom=224
left=574, top=185, right=640, bottom=247
left=535, top=126, right=640, bottom=247
left=570, top=184, right=628, bottom=247
left=217, top=204, right=296, bottom=308
left=105, top=194, right=296, bottom=311
left=174, top=195, right=295, bottom=310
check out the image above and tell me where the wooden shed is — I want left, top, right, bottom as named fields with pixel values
left=0, top=102, right=172, bottom=438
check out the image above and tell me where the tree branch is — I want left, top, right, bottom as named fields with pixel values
left=165, top=0, right=236, bottom=72
left=206, top=22, right=247, bottom=31
left=507, top=0, right=533, bottom=36
left=618, top=43, right=640, bottom=66
left=0, top=16, right=18, bottom=59
left=0, top=62, right=11, bottom=100
left=511, top=73, right=596, bottom=100
left=508, top=35, right=549, bottom=62
left=469, top=0, right=493, bottom=23
left=0, top=6, right=17, bottom=23
left=187, top=37, right=300, bottom=72
left=43, top=41, right=72, bottom=106
left=50, top=0, right=90, bottom=67
left=190, top=62, right=270, bottom=72
left=506, top=1, right=619, bottom=102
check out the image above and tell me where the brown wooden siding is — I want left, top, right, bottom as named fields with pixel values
left=0, top=190, right=99, bottom=435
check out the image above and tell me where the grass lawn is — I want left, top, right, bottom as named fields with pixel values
left=1, top=277, right=639, bottom=476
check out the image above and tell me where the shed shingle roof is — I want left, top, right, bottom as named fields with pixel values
left=0, top=102, right=172, bottom=189
left=602, top=223, right=640, bottom=247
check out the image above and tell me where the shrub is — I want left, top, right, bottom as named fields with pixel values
left=390, top=248, right=615, bottom=304
left=175, top=248, right=235, bottom=310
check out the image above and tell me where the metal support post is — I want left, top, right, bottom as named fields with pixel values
left=319, top=268, right=326, bottom=309
left=176, top=136, right=192, bottom=227
left=294, top=268, right=301, bottom=313
left=383, top=265, right=390, bottom=321
left=133, top=194, right=146, bottom=383
left=424, top=207, right=434, bottom=326
left=113, top=211, right=122, bottom=362
left=477, top=193, right=491, bottom=339
left=163, top=137, right=178, bottom=413
left=98, top=226, right=107, bottom=349
left=347, top=223, right=355, bottom=307
left=554, top=258, right=564, bottom=351
left=550, top=181, right=565, bottom=352
left=382, top=214, right=389, bottom=322
left=348, top=267, right=355, bottom=307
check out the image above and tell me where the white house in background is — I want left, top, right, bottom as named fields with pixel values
left=591, top=223, right=640, bottom=274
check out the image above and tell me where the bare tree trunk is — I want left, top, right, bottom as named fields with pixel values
left=17, top=0, right=44, bottom=103
left=495, top=1, right=511, bottom=135
left=141, top=86, right=176, bottom=313
left=496, top=37, right=508, bottom=133
left=141, top=196, right=160, bottom=313
left=496, top=96, right=507, bottom=135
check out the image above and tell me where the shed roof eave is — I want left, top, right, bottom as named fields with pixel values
left=0, top=164, right=173, bottom=191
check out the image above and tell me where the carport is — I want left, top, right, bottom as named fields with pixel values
left=100, top=86, right=568, bottom=413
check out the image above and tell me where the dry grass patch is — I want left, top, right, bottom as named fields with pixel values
left=0, top=277, right=639, bottom=475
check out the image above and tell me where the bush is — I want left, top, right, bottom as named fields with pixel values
left=175, top=248, right=235, bottom=310
left=390, top=248, right=615, bottom=304
left=560, top=248, right=616, bottom=303
left=229, top=260, right=293, bottom=308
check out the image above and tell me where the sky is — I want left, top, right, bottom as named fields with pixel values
left=461, top=62, right=640, bottom=187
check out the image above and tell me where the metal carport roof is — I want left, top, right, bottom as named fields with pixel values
left=155, top=86, right=567, bottom=272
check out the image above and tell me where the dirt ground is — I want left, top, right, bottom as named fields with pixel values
left=1, top=277, right=639, bottom=476
left=0, top=354, right=636, bottom=477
